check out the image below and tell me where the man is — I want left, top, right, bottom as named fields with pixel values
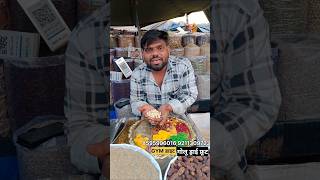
left=211, top=0, right=281, bottom=179
left=64, top=3, right=109, bottom=179
left=130, top=29, right=198, bottom=125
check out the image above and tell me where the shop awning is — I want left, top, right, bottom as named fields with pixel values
left=110, top=0, right=210, bottom=26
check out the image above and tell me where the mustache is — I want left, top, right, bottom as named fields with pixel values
left=151, top=58, right=162, bottom=62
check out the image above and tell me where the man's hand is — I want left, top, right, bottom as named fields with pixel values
left=139, top=104, right=161, bottom=125
left=158, top=104, right=173, bottom=126
left=86, top=139, right=109, bottom=177
left=139, top=104, right=154, bottom=115
left=211, top=120, right=245, bottom=180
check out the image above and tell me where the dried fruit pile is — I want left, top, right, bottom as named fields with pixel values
left=134, top=134, right=149, bottom=149
left=169, top=133, right=189, bottom=145
left=167, top=155, right=210, bottom=180
left=133, top=117, right=194, bottom=150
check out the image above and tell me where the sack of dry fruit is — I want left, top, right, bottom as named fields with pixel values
left=168, top=34, right=183, bottom=48
left=4, top=55, right=65, bottom=131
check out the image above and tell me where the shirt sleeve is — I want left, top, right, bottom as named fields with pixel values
left=64, top=9, right=108, bottom=173
left=212, top=0, right=281, bottom=154
left=168, top=59, right=198, bottom=115
left=130, top=70, right=148, bottom=116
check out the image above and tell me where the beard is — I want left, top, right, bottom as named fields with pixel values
left=146, top=58, right=168, bottom=71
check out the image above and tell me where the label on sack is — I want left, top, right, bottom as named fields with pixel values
left=17, top=0, right=71, bottom=52
left=0, top=30, right=40, bottom=58
left=115, top=57, right=132, bottom=78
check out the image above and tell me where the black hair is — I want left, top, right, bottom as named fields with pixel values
left=140, top=29, right=169, bottom=49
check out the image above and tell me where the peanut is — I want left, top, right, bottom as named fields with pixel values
left=196, top=156, right=203, bottom=161
left=177, top=167, right=185, bottom=176
left=146, top=109, right=161, bottom=118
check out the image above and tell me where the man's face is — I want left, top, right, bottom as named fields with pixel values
left=142, top=39, right=170, bottom=71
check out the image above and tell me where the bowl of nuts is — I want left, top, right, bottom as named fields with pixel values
left=164, top=155, right=210, bottom=180
left=128, top=113, right=197, bottom=159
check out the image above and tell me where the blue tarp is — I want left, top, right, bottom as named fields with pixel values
left=142, top=20, right=210, bottom=32
left=0, top=156, right=19, bottom=180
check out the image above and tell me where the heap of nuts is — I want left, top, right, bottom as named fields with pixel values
left=146, top=109, right=161, bottom=119
left=167, top=155, right=210, bottom=180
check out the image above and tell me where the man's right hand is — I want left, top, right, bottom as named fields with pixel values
left=139, top=104, right=161, bottom=125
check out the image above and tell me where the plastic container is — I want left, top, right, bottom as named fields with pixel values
left=110, top=71, right=122, bottom=81
left=111, top=79, right=130, bottom=103
left=113, top=98, right=134, bottom=120
left=196, top=75, right=210, bottom=100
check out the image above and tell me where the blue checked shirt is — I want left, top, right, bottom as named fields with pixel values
left=64, top=4, right=109, bottom=174
left=211, top=0, right=281, bottom=179
left=130, top=56, right=198, bottom=116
